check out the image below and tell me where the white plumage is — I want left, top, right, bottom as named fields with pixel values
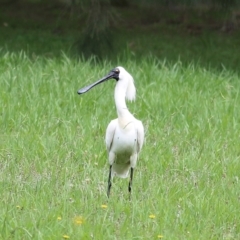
left=106, top=66, right=144, bottom=174
left=77, top=66, right=144, bottom=197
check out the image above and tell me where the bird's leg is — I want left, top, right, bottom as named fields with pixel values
left=128, top=167, right=134, bottom=198
left=107, top=165, right=112, bottom=198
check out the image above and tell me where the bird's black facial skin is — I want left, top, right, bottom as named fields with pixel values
left=110, top=68, right=120, bottom=81
left=77, top=67, right=120, bottom=95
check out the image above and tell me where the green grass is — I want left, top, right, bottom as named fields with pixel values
left=1, top=52, right=240, bottom=239
left=1, top=2, right=240, bottom=72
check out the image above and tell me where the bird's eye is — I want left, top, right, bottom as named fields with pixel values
left=115, top=68, right=120, bottom=73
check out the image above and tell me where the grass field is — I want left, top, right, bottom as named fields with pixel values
left=1, top=2, right=240, bottom=72
left=1, top=52, right=240, bottom=239
left=0, top=2, right=240, bottom=239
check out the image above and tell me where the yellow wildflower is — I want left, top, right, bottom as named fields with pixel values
left=157, top=235, right=164, bottom=238
left=149, top=214, right=156, bottom=219
left=73, top=216, right=84, bottom=225
left=101, top=204, right=108, bottom=209
left=57, top=217, right=62, bottom=220
left=63, top=235, right=70, bottom=239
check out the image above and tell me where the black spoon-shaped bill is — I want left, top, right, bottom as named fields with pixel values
left=77, top=72, right=115, bottom=95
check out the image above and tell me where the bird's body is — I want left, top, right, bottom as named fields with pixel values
left=77, top=66, right=144, bottom=197
left=106, top=117, right=143, bottom=178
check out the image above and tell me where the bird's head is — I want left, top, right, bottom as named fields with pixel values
left=116, top=66, right=136, bottom=101
left=77, top=67, right=136, bottom=101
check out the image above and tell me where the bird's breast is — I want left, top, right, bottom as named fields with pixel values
left=111, top=122, right=138, bottom=155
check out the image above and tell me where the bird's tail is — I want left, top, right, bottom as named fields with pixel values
left=112, top=163, right=130, bottom=178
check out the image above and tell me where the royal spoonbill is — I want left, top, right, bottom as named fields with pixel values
left=77, top=67, right=144, bottom=198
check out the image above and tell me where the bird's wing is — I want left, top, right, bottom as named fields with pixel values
left=136, top=120, right=144, bottom=153
left=105, top=119, right=117, bottom=152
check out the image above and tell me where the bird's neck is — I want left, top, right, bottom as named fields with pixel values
left=114, top=83, right=132, bottom=120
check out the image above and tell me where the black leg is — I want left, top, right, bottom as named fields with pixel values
left=128, top=167, right=134, bottom=198
left=107, top=165, right=112, bottom=198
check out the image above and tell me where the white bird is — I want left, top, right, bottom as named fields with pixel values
left=77, top=67, right=144, bottom=198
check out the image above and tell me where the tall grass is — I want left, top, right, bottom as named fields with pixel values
left=0, top=53, right=239, bottom=239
